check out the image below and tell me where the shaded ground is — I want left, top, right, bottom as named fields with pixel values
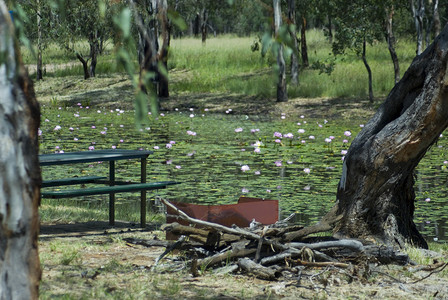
left=33, top=73, right=378, bottom=119
left=39, top=221, right=448, bottom=299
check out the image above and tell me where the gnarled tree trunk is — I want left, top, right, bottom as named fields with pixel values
left=334, top=24, right=448, bottom=249
left=0, top=2, right=42, bottom=298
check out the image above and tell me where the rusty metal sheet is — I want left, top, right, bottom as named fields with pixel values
left=166, top=197, right=278, bottom=239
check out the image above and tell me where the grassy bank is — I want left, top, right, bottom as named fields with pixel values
left=25, top=30, right=418, bottom=101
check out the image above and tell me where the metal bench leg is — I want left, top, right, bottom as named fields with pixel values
left=109, top=161, right=115, bottom=226
left=140, top=157, right=147, bottom=228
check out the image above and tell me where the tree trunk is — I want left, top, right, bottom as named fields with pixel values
left=361, top=38, right=374, bottom=103
left=36, top=0, right=43, bottom=81
left=385, top=6, right=400, bottom=84
left=135, top=0, right=160, bottom=113
left=0, top=3, right=42, bottom=298
left=273, top=0, right=287, bottom=102
left=335, top=24, right=448, bottom=249
left=88, top=30, right=99, bottom=78
left=433, top=0, right=440, bottom=37
left=288, top=0, right=299, bottom=85
left=328, top=15, right=333, bottom=43
left=157, top=0, right=170, bottom=98
left=300, top=16, right=309, bottom=67
left=201, top=8, right=207, bottom=45
left=411, top=0, right=425, bottom=55
left=75, top=52, right=90, bottom=80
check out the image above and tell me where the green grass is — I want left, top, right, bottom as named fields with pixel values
left=23, top=30, right=419, bottom=100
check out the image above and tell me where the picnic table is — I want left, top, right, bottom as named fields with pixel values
left=39, top=149, right=179, bottom=227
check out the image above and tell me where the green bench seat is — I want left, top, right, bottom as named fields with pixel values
left=41, top=181, right=179, bottom=198
left=42, top=176, right=107, bottom=188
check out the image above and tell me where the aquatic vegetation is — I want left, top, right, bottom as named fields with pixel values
left=38, top=105, right=448, bottom=241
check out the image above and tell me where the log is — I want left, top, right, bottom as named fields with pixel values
left=163, top=222, right=241, bottom=245
left=238, top=258, right=277, bottom=280
left=293, top=259, right=350, bottom=269
left=197, top=247, right=256, bottom=269
left=288, top=239, right=364, bottom=252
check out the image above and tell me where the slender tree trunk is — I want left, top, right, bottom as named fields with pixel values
left=288, top=0, right=299, bottom=85
left=201, top=8, right=207, bottom=45
left=300, top=16, right=309, bottom=67
left=158, top=0, right=170, bottom=98
left=328, top=15, right=333, bottom=43
left=433, top=0, right=440, bottom=37
left=0, top=3, right=42, bottom=298
left=88, top=31, right=99, bottom=78
left=75, top=52, right=90, bottom=80
left=193, top=12, right=200, bottom=37
left=273, top=0, right=287, bottom=102
left=36, top=0, right=43, bottom=80
left=385, top=6, right=400, bottom=84
left=361, top=38, right=374, bottom=103
left=411, top=0, right=425, bottom=55
left=133, top=0, right=160, bottom=113
left=335, top=25, right=448, bottom=249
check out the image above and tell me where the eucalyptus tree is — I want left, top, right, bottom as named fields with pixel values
left=273, top=0, right=287, bottom=102
left=13, top=0, right=52, bottom=80
left=332, top=24, right=448, bottom=249
left=411, top=0, right=425, bottom=55
left=52, top=0, right=116, bottom=79
left=332, top=0, right=385, bottom=103
left=288, top=0, right=299, bottom=85
left=0, top=1, right=41, bottom=298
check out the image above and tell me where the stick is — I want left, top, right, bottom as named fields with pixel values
left=294, top=259, right=349, bottom=269
left=154, top=235, right=186, bottom=266
left=197, top=247, right=257, bottom=269
left=288, top=239, right=364, bottom=252
left=238, top=258, right=277, bottom=280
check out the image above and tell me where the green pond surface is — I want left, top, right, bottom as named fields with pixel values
left=39, top=105, right=448, bottom=242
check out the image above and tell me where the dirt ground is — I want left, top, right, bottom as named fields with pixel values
left=38, top=221, right=448, bottom=300
left=33, top=73, right=378, bottom=119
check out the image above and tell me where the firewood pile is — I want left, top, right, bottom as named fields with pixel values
left=125, top=198, right=413, bottom=282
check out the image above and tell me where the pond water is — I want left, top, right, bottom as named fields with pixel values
left=39, top=105, right=448, bottom=242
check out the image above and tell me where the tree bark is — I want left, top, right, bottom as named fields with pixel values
left=273, top=0, right=287, bottom=102
left=201, top=8, right=207, bottom=45
left=0, top=3, right=42, bottom=298
left=335, top=24, right=448, bottom=249
left=433, top=0, right=440, bottom=37
left=300, top=16, right=309, bottom=67
left=75, top=52, right=90, bottom=80
left=36, top=0, right=43, bottom=81
left=361, top=38, right=374, bottom=103
left=385, top=6, right=400, bottom=84
left=157, top=0, right=170, bottom=98
left=88, top=30, right=99, bottom=78
left=288, top=0, right=299, bottom=85
left=411, top=0, right=425, bottom=55
left=133, top=0, right=160, bottom=113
